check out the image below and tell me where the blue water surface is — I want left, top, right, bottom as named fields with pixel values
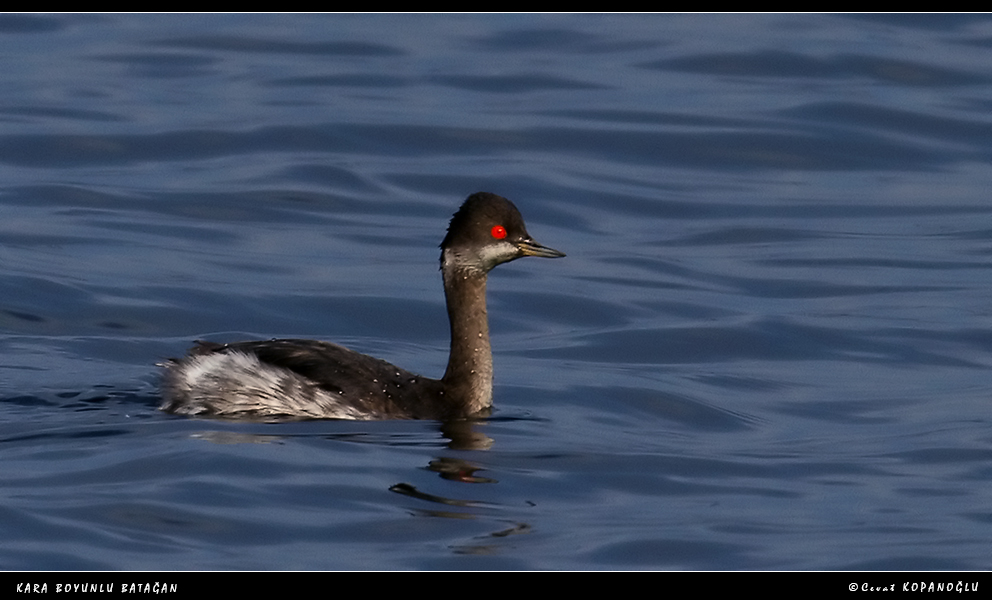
left=1, top=13, right=992, bottom=570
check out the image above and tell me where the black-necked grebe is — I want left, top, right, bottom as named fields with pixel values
left=160, top=192, right=565, bottom=421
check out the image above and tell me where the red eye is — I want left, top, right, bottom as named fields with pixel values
left=490, top=225, right=507, bottom=240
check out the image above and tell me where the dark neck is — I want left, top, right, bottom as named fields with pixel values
left=440, top=266, right=493, bottom=415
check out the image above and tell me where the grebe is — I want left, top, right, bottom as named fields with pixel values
left=160, top=192, right=565, bottom=421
